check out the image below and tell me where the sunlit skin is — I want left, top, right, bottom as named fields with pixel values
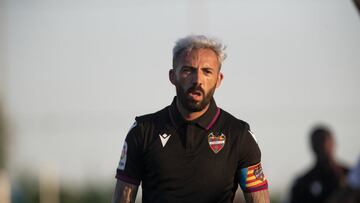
left=244, top=190, right=270, bottom=203
left=112, top=49, right=270, bottom=203
left=169, top=48, right=270, bottom=203
left=169, top=48, right=224, bottom=121
left=111, top=180, right=138, bottom=203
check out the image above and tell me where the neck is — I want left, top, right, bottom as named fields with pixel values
left=176, top=98, right=210, bottom=121
left=316, top=154, right=335, bottom=165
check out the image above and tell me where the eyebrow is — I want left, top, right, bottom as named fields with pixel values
left=181, top=65, right=196, bottom=70
left=181, top=65, right=214, bottom=70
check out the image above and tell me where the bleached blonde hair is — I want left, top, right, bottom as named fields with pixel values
left=172, top=35, right=227, bottom=69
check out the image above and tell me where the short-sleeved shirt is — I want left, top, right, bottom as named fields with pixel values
left=289, top=161, right=348, bottom=203
left=116, top=97, right=268, bottom=203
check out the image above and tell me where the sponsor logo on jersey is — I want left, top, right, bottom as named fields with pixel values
left=159, top=133, right=171, bottom=147
left=208, top=132, right=226, bottom=153
left=118, top=141, right=127, bottom=170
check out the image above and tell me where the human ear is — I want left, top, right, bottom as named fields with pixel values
left=216, top=72, right=224, bottom=88
left=169, top=69, right=176, bottom=85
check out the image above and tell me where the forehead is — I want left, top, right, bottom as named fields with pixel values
left=180, top=48, right=219, bottom=66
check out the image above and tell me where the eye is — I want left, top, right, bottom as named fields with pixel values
left=203, top=68, right=213, bottom=75
left=181, top=66, right=193, bottom=75
left=183, top=68, right=191, bottom=73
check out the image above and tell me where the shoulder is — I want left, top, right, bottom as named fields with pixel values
left=292, top=167, right=316, bottom=188
left=134, top=106, right=169, bottom=125
left=219, top=108, right=260, bottom=147
left=125, top=106, right=169, bottom=142
left=219, top=108, right=258, bottom=145
left=220, top=108, right=250, bottom=131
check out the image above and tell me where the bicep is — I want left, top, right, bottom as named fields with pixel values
left=111, top=180, right=139, bottom=203
left=237, top=124, right=270, bottom=202
left=244, top=189, right=270, bottom=203
left=238, top=124, right=261, bottom=169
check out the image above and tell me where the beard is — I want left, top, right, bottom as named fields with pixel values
left=176, top=84, right=216, bottom=112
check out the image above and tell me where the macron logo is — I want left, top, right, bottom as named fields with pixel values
left=159, top=133, right=171, bottom=147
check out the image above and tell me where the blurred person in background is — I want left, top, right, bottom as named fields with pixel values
left=326, top=156, right=360, bottom=203
left=111, top=35, right=270, bottom=203
left=288, top=125, right=349, bottom=203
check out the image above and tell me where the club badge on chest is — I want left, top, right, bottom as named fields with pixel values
left=208, top=132, right=226, bottom=154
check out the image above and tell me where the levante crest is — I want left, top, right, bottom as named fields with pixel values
left=208, top=133, right=226, bottom=154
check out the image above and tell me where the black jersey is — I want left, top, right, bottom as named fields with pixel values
left=116, top=97, right=268, bottom=203
left=289, top=161, right=349, bottom=203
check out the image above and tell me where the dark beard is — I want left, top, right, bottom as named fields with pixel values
left=176, top=84, right=216, bottom=112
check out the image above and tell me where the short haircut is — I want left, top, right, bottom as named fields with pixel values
left=172, top=35, right=227, bottom=69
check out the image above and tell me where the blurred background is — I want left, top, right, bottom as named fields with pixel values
left=1, top=0, right=360, bottom=202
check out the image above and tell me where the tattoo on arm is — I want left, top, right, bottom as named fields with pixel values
left=244, top=189, right=270, bottom=203
left=111, top=180, right=139, bottom=203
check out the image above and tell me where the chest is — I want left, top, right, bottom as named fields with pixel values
left=141, top=123, right=240, bottom=188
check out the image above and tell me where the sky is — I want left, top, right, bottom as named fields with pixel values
left=1, top=0, right=360, bottom=198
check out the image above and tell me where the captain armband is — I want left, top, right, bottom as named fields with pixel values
left=238, top=163, right=268, bottom=193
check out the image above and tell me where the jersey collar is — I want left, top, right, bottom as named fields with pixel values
left=168, top=96, right=221, bottom=130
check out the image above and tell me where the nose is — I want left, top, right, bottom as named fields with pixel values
left=192, top=68, right=203, bottom=85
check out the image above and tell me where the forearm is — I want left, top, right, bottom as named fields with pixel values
left=111, top=180, right=139, bottom=203
left=244, top=189, right=270, bottom=203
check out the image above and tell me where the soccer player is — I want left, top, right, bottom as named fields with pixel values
left=111, top=35, right=270, bottom=203
left=288, top=126, right=348, bottom=203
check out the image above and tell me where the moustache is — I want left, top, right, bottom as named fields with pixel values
left=186, top=85, right=205, bottom=95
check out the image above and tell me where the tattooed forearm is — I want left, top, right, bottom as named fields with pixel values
left=244, top=189, right=270, bottom=203
left=111, top=180, right=139, bottom=203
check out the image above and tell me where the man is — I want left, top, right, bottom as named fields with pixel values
left=288, top=126, right=348, bottom=203
left=112, top=35, right=270, bottom=203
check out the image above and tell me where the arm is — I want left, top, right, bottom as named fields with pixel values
left=111, top=180, right=139, bottom=203
left=238, top=125, right=270, bottom=203
left=244, top=189, right=270, bottom=203
left=112, top=121, right=143, bottom=203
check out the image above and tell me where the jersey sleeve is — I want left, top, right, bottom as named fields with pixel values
left=237, top=123, right=268, bottom=193
left=115, top=121, right=143, bottom=185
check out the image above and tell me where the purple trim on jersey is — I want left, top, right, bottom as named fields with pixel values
left=206, top=108, right=220, bottom=130
left=243, top=183, right=269, bottom=193
left=116, top=170, right=140, bottom=185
